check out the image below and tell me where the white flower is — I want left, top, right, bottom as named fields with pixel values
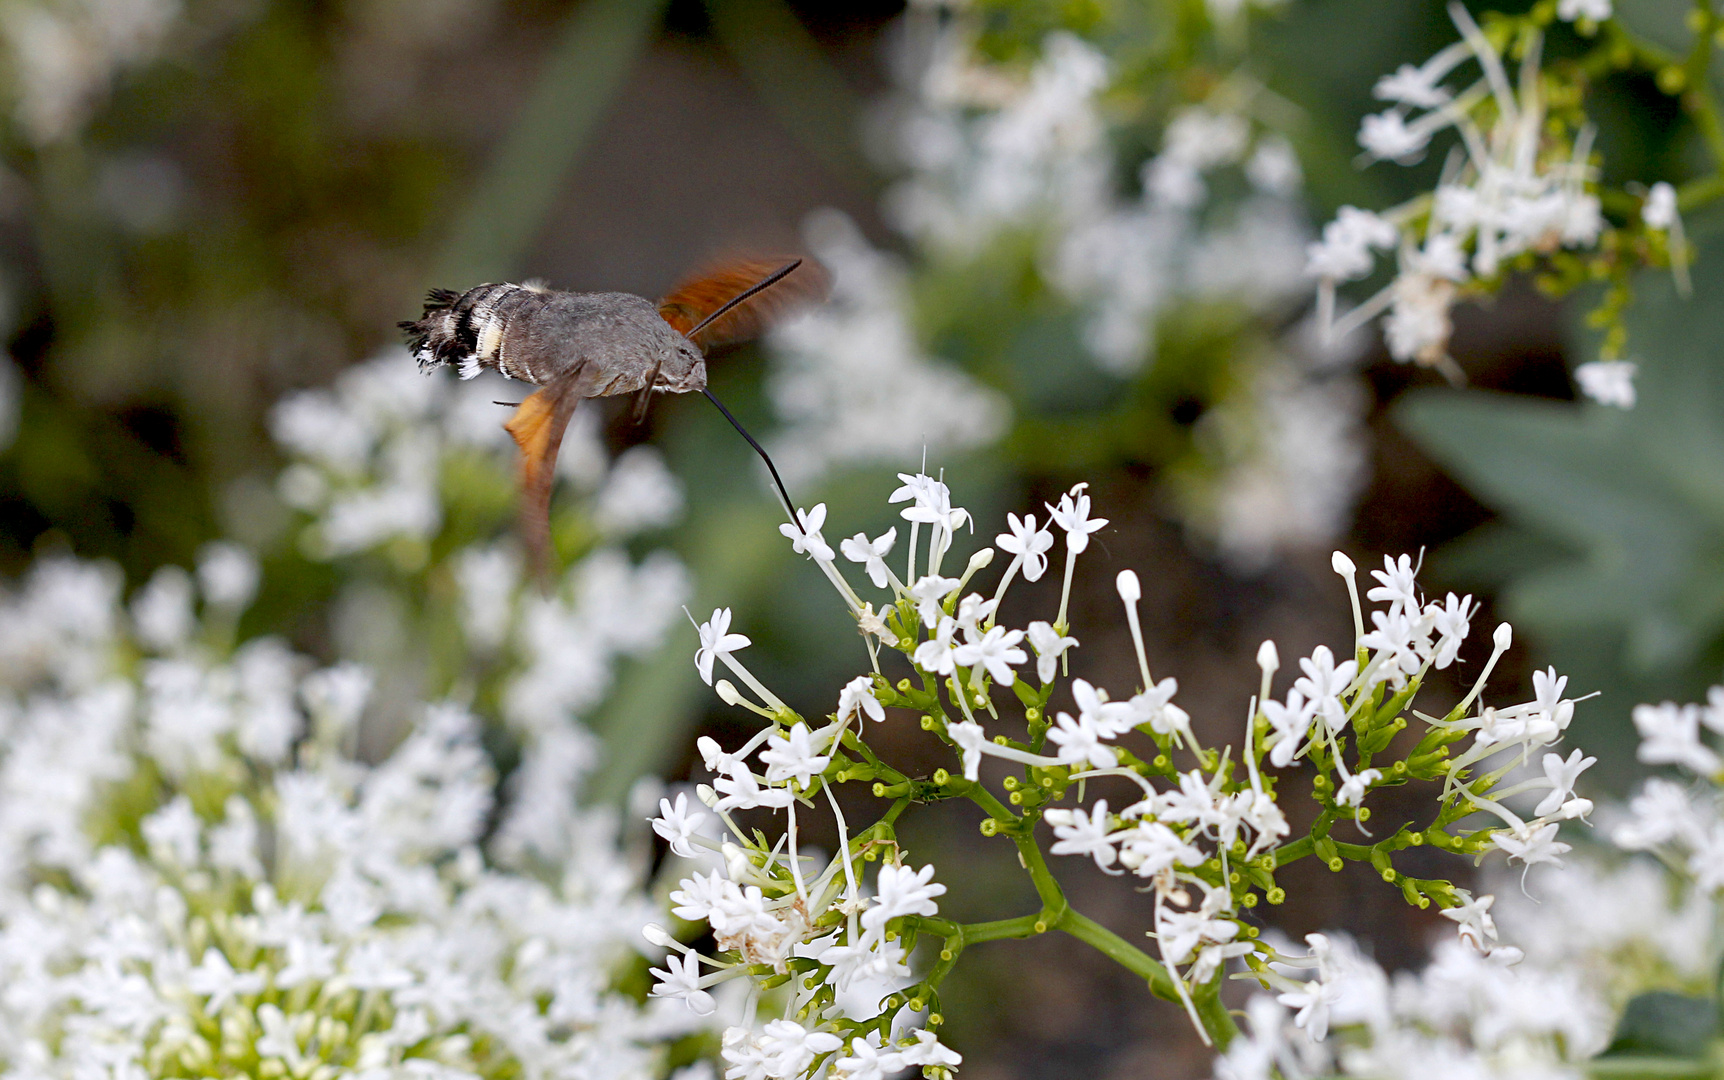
left=908, top=573, right=962, bottom=629
left=1642, top=181, right=1678, bottom=229
left=1425, top=592, right=1475, bottom=668
left=780, top=504, right=836, bottom=562
left=913, top=615, right=962, bottom=676
left=758, top=1020, right=844, bottom=1078
left=650, top=951, right=716, bottom=1016
left=197, top=541, right=259, bottom=610
left=713, top=761, right=795, bottom=813
left=863, top=863, right=947, bottom=933
left=1534, top=749, right=1597, bottom=817
left=1046, top=800, right=1119, bottom=871
left=694, top=608, right=751, bottom=686
left=1117, top=821, right=1203, bottom=878
left=996, top=511, right=1055, bottom=581
left=833, top=1034, right=905, bottom=1080
left=953, top=624, right=1027, bottom=684
left=838, top=674, right=886, bottom=724
left=1557, top=0, right=1611, bottom=21
left=1493, top=822, right=1571, bottom=868
left=1276, top=971, right=1341, bottom=1042
left=1358, top=109, right=1431, bottom=163
left=671, top=869, right=732, bottom=922
left=131, top=565, right=195, bottom=651
left=949, top=720, right=986, bottom=781
left=1373, top=54, right=1459, bottom=109
left=1157, top=884, right=1237, bottom=967
left=1575, top=360, right=1637, bottom=408
left=1069, top=678, right=1134, bottom=738
left=840, top=528, right=898, bottom=588
left=652, top=792, right=708, bottom=858
left=1336, top=768, right=1381, bottom=808
left=1128, top=678, right=1189, bottom=741
left=1047, top=711, right=1118, bottom=770
left=186, top=947, right=267, bottom=1014
left=1634, top=701, right=1719, bottom=775
left=760, top=722, right=832, bottom=788
left=1047, top=483, right=1108, bottom=554
left=899, top=1029, right=962, bottom=1068
left=1366, top=553, right=1419, bottom=614
left=1306, top=207, right=1399, bottom=281
left=1440, top=890, right=1498, bottom=949
left=1292, top=646, right=1356, bottom=731
left=1026, top=620, right=1078, bottom=683
left=1262, top=690, right=1314, bottom=768
left=595, top=444, right=685, bottom=535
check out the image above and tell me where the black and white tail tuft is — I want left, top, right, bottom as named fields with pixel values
left=399, top=282, right=552, bottom=381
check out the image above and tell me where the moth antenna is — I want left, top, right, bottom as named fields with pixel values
left=683, top=259, right=802, bottom=343
left=494, top=400, right=522, bottom=407
left=700, top=388, right=795, bottom=525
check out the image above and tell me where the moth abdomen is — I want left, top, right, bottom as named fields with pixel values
left=400, top=281, right=554, bottom=381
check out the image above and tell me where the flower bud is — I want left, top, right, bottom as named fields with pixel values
left=695, top=784, right=719, bottom=808
left=1493, top=622, right=1513, bottom=650
left=1115, top=569, right=1141, bottom=604
left=715, top=680, right=745, bottom=707
left=1331, top=551, right=1356, bottom=576
left=966, top=548, right=995, bottom=573
left=1255, top=640, right=1279, bottom=673
left=642, top=923, right=676, bottom=948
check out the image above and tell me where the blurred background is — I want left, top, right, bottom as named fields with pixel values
left=1, top=0, right=1719, bottom=1076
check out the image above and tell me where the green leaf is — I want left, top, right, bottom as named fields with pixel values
left=1603, top=992, right=1720, bottom=1061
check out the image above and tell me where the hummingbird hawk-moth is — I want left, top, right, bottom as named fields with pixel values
left=400, top=257, right=820, bottom=578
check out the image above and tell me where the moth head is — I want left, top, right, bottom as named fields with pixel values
left=659, top=338, right=707, bottom=393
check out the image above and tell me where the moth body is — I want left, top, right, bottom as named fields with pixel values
left=402, top=283, right=707, bottom=398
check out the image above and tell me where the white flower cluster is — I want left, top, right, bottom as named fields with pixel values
left=1215, top=930, right=1609, bottom=1080
left=1310, top=2, right=1690, bottom=411
left=1034, top=550, right=1590, bottom=1025
left=658, top=468, right=1596, bottom=1070
left=1177, top=355, right=1369, bottom=570
left=765, top=211, right=1009, bottom=489
left=272, top=350, right=683, bottom=559
left=886, top=28, right=1312, bottom=375
left=271, top=350, right=689, bottom=753
left=0, top=550, right=699, bottom=1080
left=1217, top=679, right=1724, bottom=1080
left=1615, top=687, right=1724, bottom=885
left=776, top=16, right=1367, bottom=562
left=0, top=0, right=182, bottom=143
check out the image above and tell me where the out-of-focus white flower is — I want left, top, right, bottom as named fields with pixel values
left=131, top=564, right=195, bottom=651
left=1558, top=0, right=1612, bottom=21
left=0, top=555, right=691, bottom=1080
left=197, top=541, right=259, bottom=610
left=766, top=212, right=1009, bottom=487
left=1574, top=360, right=1637, bottom=408
left=0, top=0, right=183, bottom=144
left=594, top=445, right=685, bottom=535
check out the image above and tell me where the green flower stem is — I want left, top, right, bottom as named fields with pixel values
left=1682, top=0, right=1724, bottom=169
